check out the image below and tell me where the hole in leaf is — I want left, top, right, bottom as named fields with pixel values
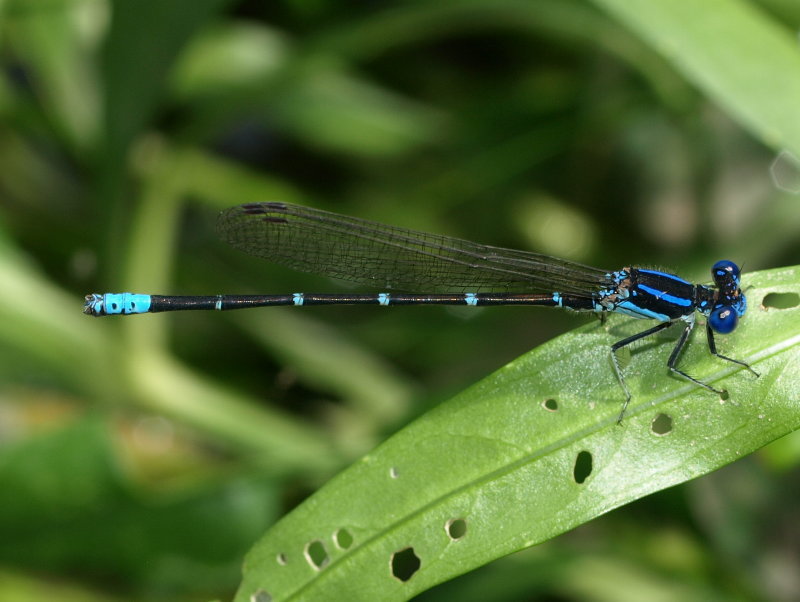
left=389, top=467, right=399, bottom=479
left=651, top=413, right=673, bottom=435
left=276, top=552, right=287, bottom=565
left=573, top=450, right=592, bottom=484
left=542, top=398, right=558, bottom=411
left=251, top=590, right=272, bottom=602
left=762, top=292, right=799, bottom=310
left=304, top=540, right=329, bottom=570
left=445, top=518, right=467, bottom=540
left=391, top=547, right=421, bottom=582
left=333, top=528, right=354, bottom=550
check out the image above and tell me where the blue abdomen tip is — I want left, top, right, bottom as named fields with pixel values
left=87, top=293, right=152, bottom=315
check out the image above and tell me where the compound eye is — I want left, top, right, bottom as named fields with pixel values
left=709, top=306, right=739, bottom=334
left=712, top=259, right=740, bottom=280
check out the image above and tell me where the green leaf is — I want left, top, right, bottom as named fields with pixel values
left=101, top=0, right=234, bottom=175
left=0, top=416, right=280, bottom=593
left=591, top=0, right=800, bottom=156
left=3, top=0, right=103, bottom=150
left=235, top=265, right=800, bottom=601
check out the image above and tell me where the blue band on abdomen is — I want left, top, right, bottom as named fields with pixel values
left=102, top=293, right=152, bottom=315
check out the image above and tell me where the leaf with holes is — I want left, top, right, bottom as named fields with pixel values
left=236, top=265, right=800, bottom=601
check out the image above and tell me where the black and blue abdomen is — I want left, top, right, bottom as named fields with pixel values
left=604, top=268, right=696, bottom=322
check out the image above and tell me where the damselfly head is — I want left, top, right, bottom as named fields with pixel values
left=709, top=260, right=746, bottom=334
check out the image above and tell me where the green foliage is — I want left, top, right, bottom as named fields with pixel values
left=0, top=0, right=799, bottom=600
left=0, top=416, right=279, bottom=593
left=594, top=0, right=800, bottom=156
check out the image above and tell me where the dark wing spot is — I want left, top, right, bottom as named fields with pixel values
left=240, top=203, right=267, bottom=214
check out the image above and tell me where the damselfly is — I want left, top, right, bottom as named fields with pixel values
left=85, top=202, right=758, bottom=421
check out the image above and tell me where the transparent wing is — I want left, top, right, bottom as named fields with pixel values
left=216, top=202, right=612, bottom=295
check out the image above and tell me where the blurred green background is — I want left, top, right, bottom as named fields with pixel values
left=1, top=0, right=799, bottom=600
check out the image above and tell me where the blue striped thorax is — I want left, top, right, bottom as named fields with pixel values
left=600, top=268, right=696, bottom=322
left=598, top=260, right=746, bottom=335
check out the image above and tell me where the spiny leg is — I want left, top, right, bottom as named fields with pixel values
left=610, top=321, right=673, bottom=424
left=705, top=323, right=759, bottom=377
left=667, top=318, right=725, bottom=395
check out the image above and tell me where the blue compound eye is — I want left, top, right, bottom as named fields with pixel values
left=712, top=259, right=740, bottom=279
left=709, top=306, right=739, bottom=334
